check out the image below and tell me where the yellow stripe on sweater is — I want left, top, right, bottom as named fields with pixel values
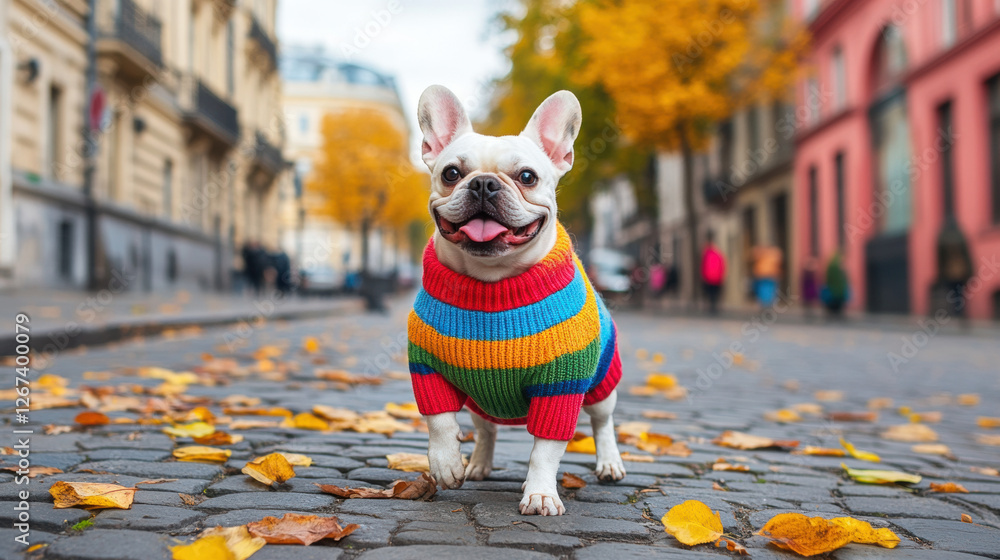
left=408, top=258, right=601, bottom=371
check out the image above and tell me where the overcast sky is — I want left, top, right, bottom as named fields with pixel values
left=277, top=0, right=514, bottom=141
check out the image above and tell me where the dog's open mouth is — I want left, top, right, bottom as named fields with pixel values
left=436, top=212, right=544, bottom=247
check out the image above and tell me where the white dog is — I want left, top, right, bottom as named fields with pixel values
left=407, top=85, right=626, bottom=516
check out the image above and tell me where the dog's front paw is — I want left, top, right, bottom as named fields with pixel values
left=519, top=492, right=565, bottom=516
left=428, top=447, right=465, bottom=489
left=464, top=458, right=492, bottom=481
left=595, top=456, right=627, bottom=482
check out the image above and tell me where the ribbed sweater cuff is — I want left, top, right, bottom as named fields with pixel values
left=411, top=373, right=466, bottom=416
left=527, top=394, right=585, bottom=441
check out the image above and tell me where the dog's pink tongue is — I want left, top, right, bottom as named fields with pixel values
left=460, top=218, right=508, bottom=242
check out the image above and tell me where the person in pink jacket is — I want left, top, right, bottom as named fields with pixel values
left=701, top=231, right=726, bottom=315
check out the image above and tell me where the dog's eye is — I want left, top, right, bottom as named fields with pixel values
left=442, top=166, right=461, bottom=184
left=518, top=170, right=537, bottom=186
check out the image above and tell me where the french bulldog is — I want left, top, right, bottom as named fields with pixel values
left=411, top=85, right=625, bottom=516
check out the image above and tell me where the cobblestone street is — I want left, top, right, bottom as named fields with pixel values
left=3, top=295, right=1000, bottom=559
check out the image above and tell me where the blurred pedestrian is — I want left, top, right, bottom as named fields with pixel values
left=752, top=245, right=783, bottom=308
left=700, top=231, right=726, bottom=315
left=936, top=217, right=973, bottom=319
left=271, top=250, right=293, bottom=296
left=801, top=256, right=821, bottom=319
left=821, top=252, right=849, bottom=317
left=241, top=241, right=262, bottom=296
left=648, top=262, right=666, bottom=299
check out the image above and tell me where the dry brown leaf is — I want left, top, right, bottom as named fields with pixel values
left=712, top=482, right=726, bottom=491
left=312, top=405, right=359, bottom=422
left=958, top=394, right=980, bottom=406
left=1, top=466, right=62, bottom=478
left=75, top=411, right=110, bottom=426
left=50, top=481, right=136, bottom=510
left=791, top=403, right=824, bottom=416
left=179, top=493, right=205, bottom=506
left=881, top=424, right=938, bottom=442
left=661, top=500, right=724, bottom=546
left=970, top=466, right=1000, bottom=476
left=640, top=410, right=677, bottom=420
left=961, top=514, right=973, bottom=523
left=827, top=411, right=878, bottom=422
left=223, top=406, right=293, bottom=417
left=975, top=434, right=1000, bottom=446
left=315, top=369, right=382, bottom=385
left=716, top=537, right=749, bottom=555
left=758, top=513, right=852, bottom=556
left=620, top=452, right=655, bottom=463
left=911, top=444, right=952, bottom=456
left=247, top=512, right=359, bottom=545
left=316, top=472, right=437, bottom=500
left=192, top=432, right=244, bottom=446
left=814, top=390, right=844, bottom=402
left=173, top=446, right=232, bottom=463
left=712, top=431, right=798, bottom=450
left=386, top=452, right=430, bottom=473
left=929, top=482, right=969, bottom=493
left=228, top=419, right=280, bottom=430
left=241, top=453, right=295, bottom=486
left=561, top=472, right=587, bottom=489
left=712, top=459, right=750, bottom=472
left=868, top=397, right=894, bottom=410
left=908, top=411, right=942, bottom=423
left=384, top=402, right=422, bottom=420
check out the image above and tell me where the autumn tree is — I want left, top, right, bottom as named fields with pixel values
left=307, top=109, right=427, bottom=274
left=575, top=0, right=806, bottom=293
left=481, top=0, right=653, bottom=232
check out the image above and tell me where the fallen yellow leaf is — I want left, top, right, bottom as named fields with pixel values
left=829, top=516, right=900, bottom=548
left=384, top=402, right=422, bottom=420
left=975, top=434, right=1000, bottom=446
left=911, top=444, right=952, bottom=456
left=192, top=432, right=244, bottom=446
left=312, top=405, right=359, bottom=422
left=881, top=424, right=938, bottom=442
left=842, top=463, right=922, bottom=485
left=791, top=403, right=824, bottom=416
left=712, top=431, right=798, bottom=450
left=662, top=500, right=724, bottom=546
left=242, top=453, right=295, bottom=486
left=814, top=390, right=844, bottom=402
left=281, top=412, right=329, bottom=431
left=712, top=460, right=750, bottom=472
left=620, top=452, right=655, bottom=463
left=840, top=438, right=880, bottom=462
left=386, top=452, right=430, bottom=472
left=764, top=409, right=802, bottom=423
left=758, top=513, right=852, bottom=556
left=163, top=422, right=216, bottom=439
left=177, top=526, right=265, bottom=560
left=50, top=481, right=136, bottom=510
left=977, top=417, right=1000, bottom=429
left=961, top=514, right=973, bottom=523
left=566, top=432, right=596, bottom=454
left=173, top=446, right=232, bottom=463
left=646, top=373, right=677, bottom=389
left=970, top=466, right=1000, bottom=476
left=247, top=512, right=359, bottom=545
left=640, top=410, right=677, bottom=420
left=252, top=452, right=312, bottom=467
left=303, top=337, right=321, bottom=354
left=908, top=411, right=942, bottom=423
left=171, top=535, right=235, bottom=560
left=958, top=394, right=980, bottom=406
left=793, top=446, right=845, bottom=457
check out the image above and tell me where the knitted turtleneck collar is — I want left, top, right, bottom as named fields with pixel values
left=421, top=223, right=577, bottom=312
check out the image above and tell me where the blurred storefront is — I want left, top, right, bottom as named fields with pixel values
left=0, top=0, right=285, bottom=293
left=792, top=0, right=1000, bottom=319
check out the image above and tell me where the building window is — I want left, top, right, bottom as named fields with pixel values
left=226, top=21, right=235, bottom=96
left=47, top=85, right=62, bottom=179
left=748, top=106, right=760, bottom=155
left=835, top=152, right=846, bottom=248
left=943, top=0, right=957, bottom=47
left=831, top=46, right=846, bottom=111
left=57, top=219, right=73, bottom=280
left=938, top=101, right=956, bottom=218
left=875, top=25, right=908, bottom=93
left=809, top=166, right=819, bottom=256
left=989, top=74, right=1000, bottom=224
left=299, top=114, right=309, bottom=134
left=993, top=290, right=1000, bottom=320
left=163, top=159, right=173, bottom=219
left=166, top=249, right=178, bottom=283
left=805, top=77, right=821, bottom=126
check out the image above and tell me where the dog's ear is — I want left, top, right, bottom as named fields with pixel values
left=417, top=85, right=472, bottom=169
left=521, top=91, right=582, bottom=174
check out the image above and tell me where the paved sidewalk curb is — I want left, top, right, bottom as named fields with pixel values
left=0, top=296, right=365, bottom=357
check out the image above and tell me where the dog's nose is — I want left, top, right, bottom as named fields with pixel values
left=467, top=175, right=502, bottom=200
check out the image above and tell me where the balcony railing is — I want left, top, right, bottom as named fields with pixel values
left=109, top=0, right=163, bottom=68
left=183, top=78, right=240, bottom=148
left=249, top=16, right=278, bottom=72
left=253, top=132, right=285, bottom=178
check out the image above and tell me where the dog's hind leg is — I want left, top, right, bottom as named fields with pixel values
left=583, top=389, right=626, bottom=482
left=465, top=412, right=497, bottom=480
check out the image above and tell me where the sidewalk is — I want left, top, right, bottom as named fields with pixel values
left=0, top=288, right=364, bottom=356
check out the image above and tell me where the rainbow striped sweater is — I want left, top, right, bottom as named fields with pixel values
left=408, top=223, right=621, bottom=441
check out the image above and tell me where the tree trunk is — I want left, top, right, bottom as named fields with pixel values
left=360, top=216, right=370, bottom=276
left=680, top=129, right=699, bottom=305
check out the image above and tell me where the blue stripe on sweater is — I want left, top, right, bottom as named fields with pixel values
left=412, top=266, right=587, bottom=341
left=410, top=363, right=436, bottom=375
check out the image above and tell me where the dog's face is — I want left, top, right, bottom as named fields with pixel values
left=417, top=86, right=582, bottom=280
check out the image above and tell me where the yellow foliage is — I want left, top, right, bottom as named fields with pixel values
left=662, top=500, right=724, bottom=546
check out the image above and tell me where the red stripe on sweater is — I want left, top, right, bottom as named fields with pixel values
left=411, top=372, right=467, bottom=417
left=527, top=394, right=586, bottom=440
left=420, top=230, right=577, bottom=312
